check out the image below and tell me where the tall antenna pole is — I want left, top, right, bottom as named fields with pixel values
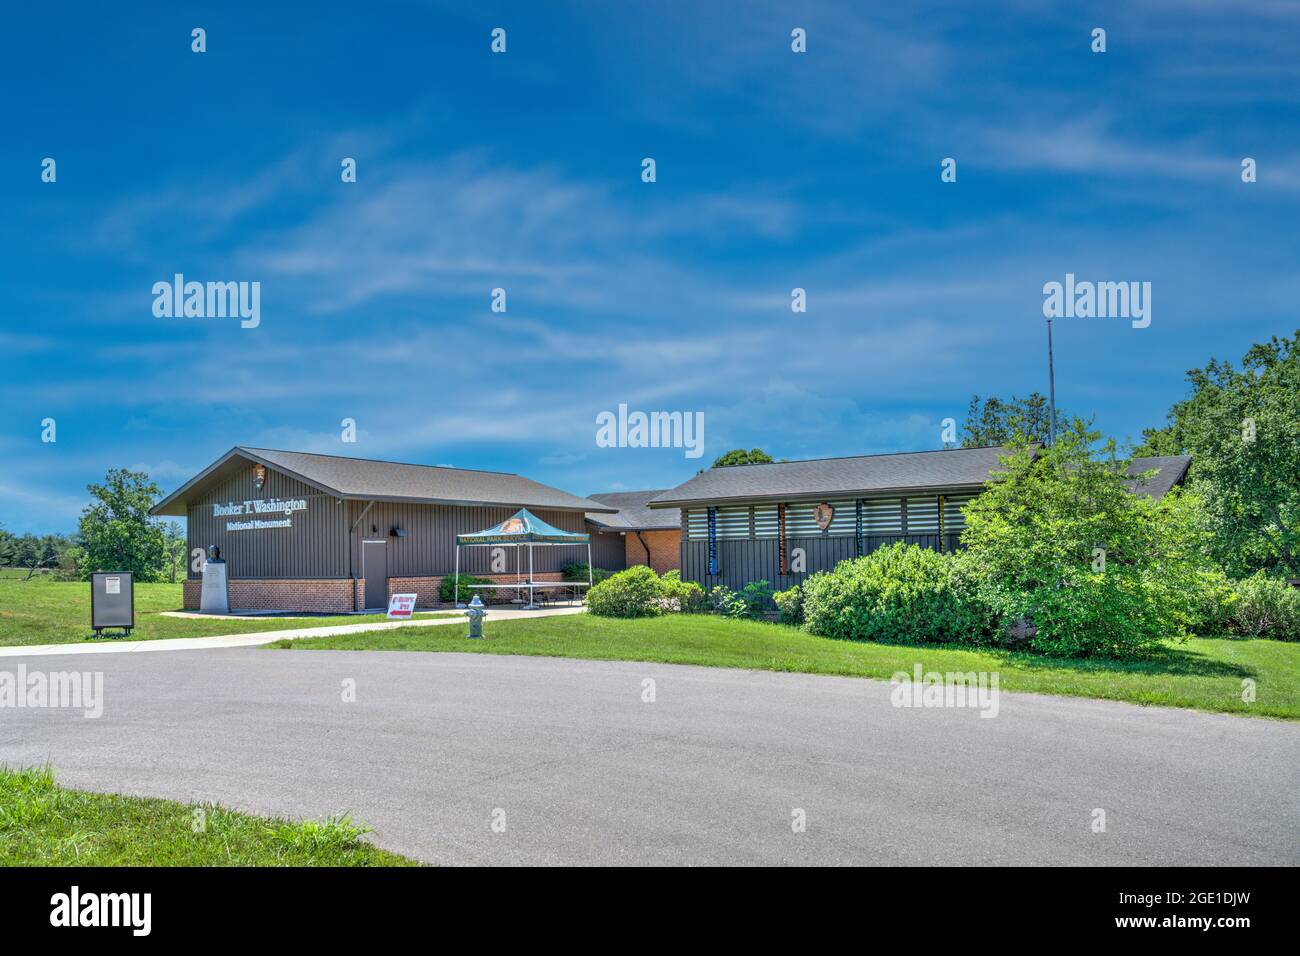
left=1046, top=316, right=1057, bottom=447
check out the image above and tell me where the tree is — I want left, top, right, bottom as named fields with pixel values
left=56, top=544, right=85, bottom=581
left=961, top=392, right=1067, bottom=447
left=960, top=419, right=1215, bottom=656
left=1130, top=425, right=1184, bottom=458
left=1133, top=331, right=1300, bottom=577
left=78, top=469, right=167, bottom=581
left=25, top=536, right=60, bottom=580
left=711, top=448, right=775, bottom=468
left=161, top=521, right=187, bottom=584
left=9, top=535, right=45, bottom=578
left=8, top=535, right=33, bottom=569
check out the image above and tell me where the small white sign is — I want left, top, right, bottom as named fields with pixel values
left=387, top=593, right=417, bottom=619
left=105, top=576, right=121, bottom=595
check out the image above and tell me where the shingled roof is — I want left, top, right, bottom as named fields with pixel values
left=646, top=447, right=1194, bottom=509
left=585, top=490, right=682, bottom=531
left=647, top=446, right=1015, bottom=508
left=151, top=447, right=617, bottom=516
left=1127, top=455, right=1192, bottom=499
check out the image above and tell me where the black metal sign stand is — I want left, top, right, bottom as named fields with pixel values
left=89, top=571, right=135, bottom=639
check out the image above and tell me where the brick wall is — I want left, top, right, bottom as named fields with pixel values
left=183, top=578, right=356, bottom=613
left=182, top=570, right=577, bottom=612
left=625, top=530, right=680, bottom=575
left=388, top=572, right=565, bottom=607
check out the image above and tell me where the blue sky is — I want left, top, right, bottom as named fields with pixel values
left=4, top=1, right=1299, bottom=533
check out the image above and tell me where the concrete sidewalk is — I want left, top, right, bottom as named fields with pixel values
left=0, top=605, right=586, bottom=658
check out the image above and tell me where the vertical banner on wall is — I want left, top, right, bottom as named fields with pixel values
left=707, top=507, right=718, bottom=576
left=778, top=503, right=788, bottom=574
left=938, top=495, right=946, bottom=553
left=855, top=499, right=864, bottom=557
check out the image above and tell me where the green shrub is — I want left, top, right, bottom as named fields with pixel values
left=703, top=585, right=742, bottom=618
left=736, top=580, right=773, bottom=619
left=660, top=570, right=706, bottom=613
left=802, top=543, right=991, bottom=645
left=439, top=573, right=493, bottom=604
left=587, top=566, right=664, bottom=618
left=960, top=421, right=1219, bottom=656
left=1227, top=574, right=1300, bottom=640
left=562, top=562, right=613, bottom=585
left=1186, top=567, right=1239, bottom=635
left=773, top=584, right=804, bottom=625
left=704, top=581, right=773, bottom=619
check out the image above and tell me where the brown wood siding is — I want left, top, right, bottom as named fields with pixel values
left=186, top=467, right=347, bottom=579
left=345, top=501, right=597, bottom=578
left=186, top=457, right=607, bottom=582
left=588, top=529, right=628, bottom=572
left=681, top=533, right=962, bottom=595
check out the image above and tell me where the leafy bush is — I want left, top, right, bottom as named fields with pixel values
left=587, top=566, right=665, bottom=618
left=1185, top=567, right=1239, bottom=635
left=960, top=421, right=1218, bottom=657
left=660, top=570, right=706, bottom=613
left=802, top=543, right=991, bottom=645
left=704, top=581, right=774, bottom=619
left=736, top=580, right=774, bottom=619
left=562, top=562, right=613, bottom=585
left=1226, top=574, right=1300, bottom=640
left=439, top=573, right=493, bottom=604
left=773, top=584, right=804, bottom=625
left=704, top=585, right=742, bottom=618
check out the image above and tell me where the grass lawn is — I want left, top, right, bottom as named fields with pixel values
left=0, top=579, right=452, bottom=647
left=0, top=765, right=417, bottom=866
left=272, top=612, right=1300, bottom=720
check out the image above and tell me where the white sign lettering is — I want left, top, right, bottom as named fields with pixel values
left=213, top=497, right=307, bottom=517
left=215, top=497, right=307, bottom=531
left=226, top=518, right=292, bottom=531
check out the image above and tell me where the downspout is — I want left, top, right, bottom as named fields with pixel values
left=634, top=530, right=652, bottom=567
left=938, top=495, right=946, bottom=553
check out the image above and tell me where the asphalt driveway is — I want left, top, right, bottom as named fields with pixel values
left=1, top=648, right=1296, bottom=865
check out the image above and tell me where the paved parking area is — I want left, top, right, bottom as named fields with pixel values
left=2, top=647, right=1296, bottom=865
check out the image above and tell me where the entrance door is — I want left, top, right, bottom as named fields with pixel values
left=362, top=540, right=387, bottom=610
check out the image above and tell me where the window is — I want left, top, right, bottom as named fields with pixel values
left=859, top=497, right=903, bottom=535
left=686, top=506, right=750, bottom=540
left=785, top=500, right=856, bottom=535
left=753, top=504, right=780, bottom=538
left=906, top=496, right=940, bottom=533
left=941, top=493, right=977, bottom=532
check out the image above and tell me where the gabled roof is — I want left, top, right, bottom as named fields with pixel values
left=647, top=446, right=1015, bottom=508
left=150, top=447, right=618, bottom=516
left=1127, top=455, right=1192, bottom=499
left=585, top=490, right=681, bottom=531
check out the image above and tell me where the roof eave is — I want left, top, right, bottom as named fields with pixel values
left=149, top=447, right=620, bottom=516
left=646, top=482, right=991, bottom=510
left=149, top=447, right=347, bottom=517
left=339, top=493, right=618, bottom=513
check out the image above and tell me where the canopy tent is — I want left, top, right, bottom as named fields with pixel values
left=454, top=508, right=592, bottom=609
